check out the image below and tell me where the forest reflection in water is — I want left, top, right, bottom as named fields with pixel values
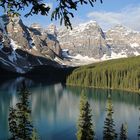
left=0, top=77, right=140, bottom=140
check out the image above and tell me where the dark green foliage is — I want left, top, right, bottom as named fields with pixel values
left=1, top=0, right=50, bottom=17
left=103, top=94, right=117, bottom=140
left=8, top=108, right=17, bottom=139
left=67, top=56, right=140, bottom=92
left=119, top=123, right=128, bottom=140
left=0, top=0, right=103, bottom=29
left=77, top=92, right=94, bottom=140
left=8, top=82, right=38, bottom=140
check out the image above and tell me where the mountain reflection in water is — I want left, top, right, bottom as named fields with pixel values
left=0, top=77, right=140, bottom=140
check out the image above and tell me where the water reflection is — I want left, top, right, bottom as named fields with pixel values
left=138, top=108, right=140, bottom=140
left=0, top=77, right=140, bottom=139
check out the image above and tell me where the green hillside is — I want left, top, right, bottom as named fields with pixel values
left=66, top=56, right=140, bottom=93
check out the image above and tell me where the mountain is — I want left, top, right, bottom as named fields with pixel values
left=106, top=25, right=140, bottom=57
left=0, top=14, right=63, bottom=74
left=58, top=21, right=109, bottom=59
left=58, top=21, right=140, bottom=61
left=1, top=14, right=140, bottom=74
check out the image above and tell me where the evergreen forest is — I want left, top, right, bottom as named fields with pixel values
left=67, top=56, right=140, bottom=92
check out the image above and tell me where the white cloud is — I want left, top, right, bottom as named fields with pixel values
left=87, top=5, right=140, bottom=31
left=44, top=2, right=53, bottom=10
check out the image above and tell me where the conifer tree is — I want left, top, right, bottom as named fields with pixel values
left=119, top=123, right=128, bottom=140
left=103, top=94, right=117, bottom=140
left=77, top=92, right=94, bottom=140
left=66, top=56, right=140, bottom=92
left=8, top=107, right=17, bottom=140
left=9, top=81, right=38, bottom=140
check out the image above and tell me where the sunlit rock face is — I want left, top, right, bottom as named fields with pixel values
left=58, top=21, right=140, bottom=60
left=106, top=25, right=140, bottom=57
left=0, top=14, right=61, bottom=73
left=1, top=14, right=140, bottom=72
left=58, top=21, right=110, bottom=59
left=5, top=15, right=61, bottom=56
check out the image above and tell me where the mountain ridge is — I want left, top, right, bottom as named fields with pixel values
left=58, top=20, right=140, bottom=61
left=0, top=14, right=64, bottom=74
left=0, top=14, right=140, bottom=74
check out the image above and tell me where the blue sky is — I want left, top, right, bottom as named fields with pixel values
left=1, top=0, right=140, bottom=30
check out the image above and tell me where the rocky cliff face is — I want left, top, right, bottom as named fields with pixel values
left=6, top=15, right=61, bottom=57
left=58, top=21, right=110, bottom=59
left=58, top=21, right=140, bottom=60
left=1, top=14, right=140, bottom=73
left=106, top=25, right=140, bottom=57
left=0, top=14, right=62, bottom=73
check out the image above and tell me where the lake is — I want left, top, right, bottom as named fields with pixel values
left=0, top=77, right=140, bottom=140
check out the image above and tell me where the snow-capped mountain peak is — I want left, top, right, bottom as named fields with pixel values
left=58, top=20, right=140, bottom=62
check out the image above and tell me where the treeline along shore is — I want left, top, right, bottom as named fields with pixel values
left=66, top=56, right=140, bottom=93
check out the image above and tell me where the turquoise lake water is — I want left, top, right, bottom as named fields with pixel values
left=0, top=77, right=140, bottom=140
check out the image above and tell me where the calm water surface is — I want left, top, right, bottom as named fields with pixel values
left=0, top=77, right=140, bottom=140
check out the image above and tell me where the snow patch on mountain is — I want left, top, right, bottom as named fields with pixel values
left=0, top=58, right=10, bottom=66
left=15, top=67, right=25, bottom=73
left=75, top=20, right=98, bottom=32
left=72, top=54, right=96, bottom=61
left=10, top=39, right=22, bottom=50
left=62, top=49, right=95, bottom=61
left=54, top=57, right=65, bottom=65
left=101, top=51, right=127, bottom=61
left=130, top=43, right=139, bottom=48
left=134, top=51, right=140, bottom=56
left=8, top=51, right=18, bottom=62
left=37, top=59, right=43, bottom=65
left=0, top=56, right=25, bottom=73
